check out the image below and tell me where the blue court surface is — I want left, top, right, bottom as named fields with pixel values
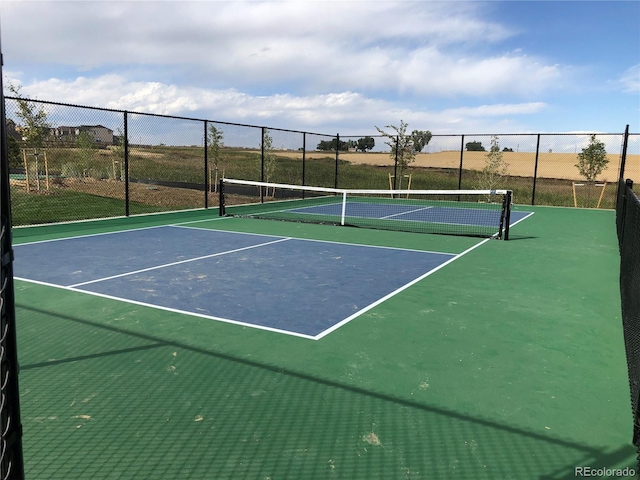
left=14, top=226, right=460, bottom=339
left=290, top=201, right=532, bottom=227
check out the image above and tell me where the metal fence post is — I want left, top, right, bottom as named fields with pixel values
left=0, top=36, right=25, bottom=479
left=393, top=136, right=399, bottom=192
left=124, top=111, right=130, bottom=217
left=334, top=133, right=340, bottom=189
left=302, top=133, right=306, bottom=197
left=204, top=120, right=209, bottom=209
left=532, top=134, right=541, bottom=205
left=458, top=135, right=465, bottom=190
left=620, top=124, right=630, bottom=182
left=260, top=126, right=265, bottom=203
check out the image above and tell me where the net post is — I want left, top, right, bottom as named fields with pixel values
left=340, top=191, right=347, bottom=225
left=502, top=191, right=513, bottom=240
left=218, top=179, right=225, bottom=216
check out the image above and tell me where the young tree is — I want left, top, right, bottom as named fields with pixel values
left=375, top=120, right=415, bottom=189
left=8, top=83, right=50, bottom=191
left=208, top=125, right=224, bottom=192
left=576, top=134, right=608, bottom=182
left=76, top=131, right=95, bottom=178
left=111, top=128, right=125, bottom=181
left=262, top=128, right=277, bottom=194
left=575, top=134, right=608, bottom=207
left=477, top=135, right=509, bottom=201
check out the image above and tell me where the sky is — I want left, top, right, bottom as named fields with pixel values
left=0, top=0, right=639, bottom=140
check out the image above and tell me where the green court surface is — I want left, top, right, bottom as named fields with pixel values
left=13, top=205, right=634, bottom=479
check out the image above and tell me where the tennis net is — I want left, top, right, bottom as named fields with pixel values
left=219, top=179, right=513, bottom=239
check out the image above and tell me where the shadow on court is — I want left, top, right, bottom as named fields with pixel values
left=17, top=303, right=635, bottom=480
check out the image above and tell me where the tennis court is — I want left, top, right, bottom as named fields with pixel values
left=13, top=198, right=634, bottom=478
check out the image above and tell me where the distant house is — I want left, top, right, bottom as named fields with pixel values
left=50, top=126, right=79, bottom=143
left=5, top=119, right=21, bottom=141
left=50, top=125, right=114, bottom=145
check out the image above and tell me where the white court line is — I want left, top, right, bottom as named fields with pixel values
left=15, top=277, right=317, bottom=340
left=17, top=234, right=486, bottom=341
left=68, top=237, right=291, bottom=288
left=14, top=224, right=171, bottom=246
left=243, top=202, right=343, bottom=217
left=313, top=237, right=493, bottom=340
left=18, top=213, right=532, bottom=340
left=172, top=224, right=457, bottom=256
left=15, top=214, right=231, bottom=246
left=509, top=211, right=535, bottom=228
left=171, top=215, right=231, bottom=227
left=380, top=206, right=434, bottom=219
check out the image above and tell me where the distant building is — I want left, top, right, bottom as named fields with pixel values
left=50, top=125, right=114, bottom=145
left=5, top=119, right=21, bottom=141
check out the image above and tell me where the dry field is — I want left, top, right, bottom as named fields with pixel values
left=280, top=151, right=639, bottom=183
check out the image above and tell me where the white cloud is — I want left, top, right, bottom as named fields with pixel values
left=620, top=64, right=640, bottom=93
left=5, top=1, right=629, bottom=133
left=1, top=1, right=560, bottom=99
left=4, top=74, right=548, bottom=135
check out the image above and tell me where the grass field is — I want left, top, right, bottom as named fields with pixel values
left=281, top=151, right=638, bottom=183
left=12, top=145, right=632, bottom=226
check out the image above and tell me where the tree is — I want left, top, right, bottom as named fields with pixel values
left=575, top=134, right=608, bottom=207
left=76, top=131, right=95, bottom=178
left=208, top=125, right=224, bottom=192
left=375, top=120, right=416, bottom=189
left=477, top=135, right=509, bottom=201
left=317, top=138, right=349, bottom=151
left=111, top=128, right=125, bottom=181
left=411, top=130, right=432, bottom=152
left=356, top=136, right=375, bottom=152
left=9, top=83, right=51, bottom=191
left=262, top=128, right=277, bottom=193
left=575, top=134, right=608, bottom=182
left=466, top=141, right=485, bottom=151
left=6, top=135, right=21, bottom=171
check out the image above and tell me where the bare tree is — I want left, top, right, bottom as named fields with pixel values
left=477, top=135, right=509, bottom=201
left=208, top=125, right=224, bottom=192
left=375, top=120, right=415, bottom=189
left=9, top=83, right=50, bottom=191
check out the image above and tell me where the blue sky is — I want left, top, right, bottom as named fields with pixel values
left=1, top=0, right=638, bottom=137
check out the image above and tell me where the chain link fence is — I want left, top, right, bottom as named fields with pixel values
left=4, top=96, right=637, bottom=226
left=617, top=177, right=640, bottom=471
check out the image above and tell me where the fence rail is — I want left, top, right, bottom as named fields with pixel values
left=4, top=96, right=638, bottom=226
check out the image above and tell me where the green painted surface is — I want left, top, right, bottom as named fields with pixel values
left=14, top=206, right=634, bottom=479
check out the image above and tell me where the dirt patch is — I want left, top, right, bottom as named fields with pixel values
left=363, top=432, right=382, bottom=446
left=59, top=178, right=215, bottom=208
